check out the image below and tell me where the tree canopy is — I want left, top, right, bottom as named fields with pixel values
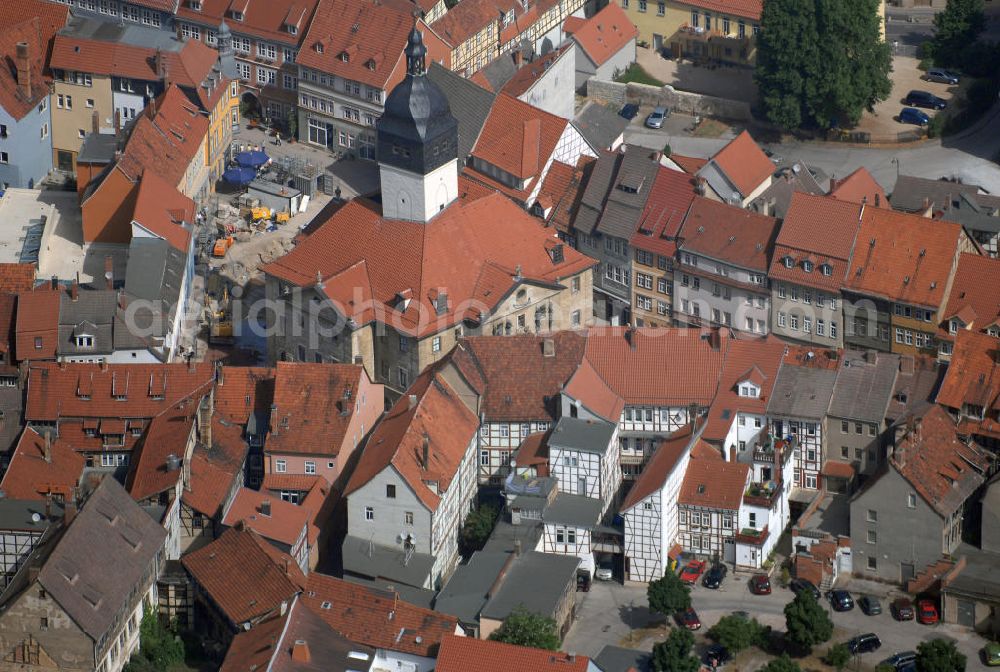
left=928, top=0, right=986, bottom=67
left=460, top=503, right=499, bottom=556
left=488, top=607, right=561, bottom=651
left=647, top=571, right=691, bottom=617
left=124, top=610, right=184, bottom=672
left=755, top=0, right=891, bottom=130
left=651, top=627, right=700, bottom=672
left=708, top=614, right=767, bottom=653
left=916, top=638, right=967, bottom=672
left=783, top=590, right=833, bottom=652
left=762, top=654, right=804, bottom=672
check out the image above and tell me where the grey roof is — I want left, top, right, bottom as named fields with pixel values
left=61, top=15, right=184, bottom=51
left=751, top=163, right=827, bottom=219
left=480, top=551, right=579, bottom=621
left=940, top=543, right=1000, bottom=602
left=574, top=147, right=658, bottom=238
left=343, top=575, right=436, bottom=610
left=35, top=477, right=166, bottom=641
left=0, top=384, right=24, bottom=455
left=573, top=102, right=628, bottom=152
left=827, top=351, right=899, bottom=423
left=427, top=62, right=496, bottom=161
left=595, top=646, right=652, bottom=672
left=341, top=535, right=435, bottom=589
left=548, top=416, right=615, bottom=454
left=57, top=290, right=117, bottom=356
left=766, top=363, right=838, bottom=420
left=248, top=179, right=302, bottom=199
left=120, top=237, right=186, bottom=348
left=887, top=356, right=943, bottom=426
left=435, top=551, right=511, bottom=626
left=890, top=175, right=983, bottom=213
left=482, top=519, right=543, bottom=554
left=77, top=133, right=121, bottom=165
left=940, top=191, right=1000, bottom=234
left=0, top=499, right=62, bottom=532
left=476, top=53, right=518, bottom=93
left=542, top=493, right=603, bottom=528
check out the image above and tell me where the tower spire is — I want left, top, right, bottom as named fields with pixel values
left=405, top=22, right=427, bottom=77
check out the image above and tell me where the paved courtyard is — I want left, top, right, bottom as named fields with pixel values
left=636, top=47, right=757, bottom=102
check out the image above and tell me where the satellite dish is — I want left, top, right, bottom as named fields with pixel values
left=31, top=512, right=42, bottom=523
left=792, top=163, right=801, bottom=174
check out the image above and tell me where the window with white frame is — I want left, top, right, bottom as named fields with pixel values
left=365, top=506, right=374, bottom=520
left=181, top=23, right=201, bottom=40
left=305, top=461, right=316, bottom=474
left=236, top=62, right=251, bottom=80
left=275, top=459, right=287, bottom=473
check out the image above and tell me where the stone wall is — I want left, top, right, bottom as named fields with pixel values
left=587, top=79, right=752, bottom=121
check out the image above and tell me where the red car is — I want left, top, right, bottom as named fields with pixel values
left=749, top=574, right=771, bottom=595
left=676, top=607, right=702, bottom=630
left=917, top=599, right=939, bottom=625
left=679, top=560, right=707, bottom=585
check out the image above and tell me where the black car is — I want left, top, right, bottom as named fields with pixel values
left=859, top=595, right=883, bottom=616
left=619, top=103, right=639, bottom=120
left=828, top=589, right=855, bottom=612
left=703, top=564, right=728, bottom=589
left=704, top=644, right=731, bottom=669
left=789, top=578, right=821, bottom=600
left=849, top=633, right=882, bottom=655
left=882, top=651, right=917, bottom=671
left=904, top=90, right=947, bottom=110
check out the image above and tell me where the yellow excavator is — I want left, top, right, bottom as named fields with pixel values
left=209, top=285, right=235, bottom=345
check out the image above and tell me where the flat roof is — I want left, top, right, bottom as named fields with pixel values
left=0, top=499, right=63, bottom=532
left=798, top=492, right=850, bottom=539
left=0, top=190, right=54, bottom=266
left=77, top=134, right=122, bottom=165
left=595, top=645, right=652, bottom=672
left=249, top=179, right=302, bottom=198
left=480, top=551, right=580, bottom=621
left=543, top=493, right=604, bottom=528
left=435, top=551, right=511, bottom=626
left=943, top=544, right=1000, bottom=601
left=341, top=535, right=435, bottom=589
left=61, top=15, right=185, bottom=51
left=482, top=519, right=543, bottom=554
left=548, top=417, right=615, bottom=454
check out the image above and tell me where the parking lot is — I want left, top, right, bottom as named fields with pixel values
left=564, top=573, right=991, bottom=668
left=854, top=56, right=965, bottom=139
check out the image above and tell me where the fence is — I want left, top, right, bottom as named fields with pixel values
left=824, top=127, right=927, bottom=144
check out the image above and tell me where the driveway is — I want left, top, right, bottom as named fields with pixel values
left=636, top=47, right=757, bottom=101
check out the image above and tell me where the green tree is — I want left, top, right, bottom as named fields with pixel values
left=762, top=654, right=803, bottom=672
left=651, top=627, right=700, bottom=672
left=647, top=571, right=691, bottom=617
left=783, top=590, right=833, bottom=652
left=488, top=607, right=561, bottom=651
left=708, top=614, right=767, bottom=653
left=124, top=609, right=184, bottom=672
left=916, top=638, right=967, bottom=672
left=825, top=643, right=852, bottom=670
left=755, top=0, right=891, bottom=130
left=929, top=0, right=986, bottom=67
left=459, top=504, right=498, bottom=556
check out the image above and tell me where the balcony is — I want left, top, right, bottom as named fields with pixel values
left=678, top=23, right=751, bottom=45
left=743, top=481, right=780, bottom=508
left=735, top=525, right=769, bottom=545
left=753, top=433, right=795, bottom=466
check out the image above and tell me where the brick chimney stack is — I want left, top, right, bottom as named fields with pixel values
left=15, top=42, right=31, bottom=99
left=291, top=641, right=311, bottom=663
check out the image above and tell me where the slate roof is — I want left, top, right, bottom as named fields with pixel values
left=827, top=350, right=899, bottom=423
left=567, top=3, right=636, bottom=67
left=547, top=416, right=616, bottom=454
left=34, top=477, right=166, bottom=641
left=471, top=50, right=518, bottom=93
left=435, top=634, right=591, bottom=672
left=890, top=175, right=983, bottom=213
left=573, top=101, right=629, bottom=151
left=766, top=347, right=839, bottom=420
left=677, top=196, right=778, bottom=271
left=938, top=191, right=1000, bottom=235
left=57, top=290, right=117, bottom=357
left=750, top=163, right=827, bottom=220
left=427, top=62, right=495, bottom=160
left=576, top=147, right=661, bottom=239
left=534, top=156, right=595, bottom=233
left=182, top=527, right=305, bottom=628
left=480, top=550, right=579, bottom=621
left=542, top=492, right=604, bottom=527
left=434, top=550, right=511, bottom=625
left=302, top=572, right=458, bottom=658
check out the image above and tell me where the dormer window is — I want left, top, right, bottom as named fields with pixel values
left=340, top=52, right=349, bottom=63
left=366, top=59, right=376, bottom=71
left=230, top=10, right=244, bottom=21
left=949, top=319, right=958, bottom=334
left=738, top=382, right=759, bottom=398
left=802, top=260, right=813, bottom=273
left=286, top=24, right=298, bottom=35
left=820, top=264, right=832, bottom=276
left=782, top=256, right=793, bottom=268
left=190, top=0, right=202, bottom=9
left=75, top=335, right=94, bottom=348
left=314, top=42, right=324, bottom=54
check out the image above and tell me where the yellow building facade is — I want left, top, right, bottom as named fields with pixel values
left=205, top=79, right=241, bottom=187
left=51, top=74, right=114, bottom=173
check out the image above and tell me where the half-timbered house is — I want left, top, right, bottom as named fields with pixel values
left=676, top=447, right=749, bottom=565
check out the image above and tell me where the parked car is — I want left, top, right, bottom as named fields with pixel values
left=882, top=651, right=917, bottom=670
left=904, top=90, right=947, bottom=110
left=645, top=106, right=669, bottom=129
left=899, top=107, right=930, bottom=126
left=983, top=642, right=1000, bottom=666
left=848, top=633, right=882, bottom=655
left=859, top=595, right=883, bottom=616
left=704, top=644, right=731, bottom=669
left=676, top=607, right=702, bottom=630
left=789, top=578, right=821, bottom=600
left=749, top=574, right=771, bottom=595
left=595, top=562, right=614, bottom=581
left=619, top=103, right=639, bottom=120
left=924, top=68, right=960, bottom=84
left=679, top=559, right=707, bottom=584
left=828, top=589, right=855, bottom=612
left=703, top=564, right=728, bottom=589
left=917, top=599, right=939, bottom=625
left=576, top=569, right=591, bottom=592
left=891, top=597, right=915, bottom=621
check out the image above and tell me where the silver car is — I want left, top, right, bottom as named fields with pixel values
left=924, top=68, right=960, bottom=85
left=645, top=106, right=668, bottom=129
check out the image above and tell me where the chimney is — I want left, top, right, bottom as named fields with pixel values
left=15, top=42, right=31, bottom=99
left=729, top=445, right=737, bottom=462
left=91, top=110, right=99, bottom=135
left=269, top=403, right=278, bottom=434
left=42, top=431, right=51, bottom=463
left=291, top=641, right=311, bottom=664
left=513, top=48, right=523, bottom=68
left=260, top=499, right=271, bottom=516
left=624, top=326, right=637, bottom=351
left=422, top=434, right=430, bottom=469
left=104, top=256, right=114, bottom=290
left=408, top=394, right=417, bottom=410
left=829, top=177, right=838, bottom=192
left=874, top=193, right=881, bottom=208
left=50, top=276, right=58, bottom=291
left=44, top=495, right=52, bottom=520
left=71, top=274, right=79, bottom=302
left=114, top=108, right=121, bottom=135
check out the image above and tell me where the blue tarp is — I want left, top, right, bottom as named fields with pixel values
left=222, top=166, right=256, bottom=185
left=234, top=150, right=269, bottom=168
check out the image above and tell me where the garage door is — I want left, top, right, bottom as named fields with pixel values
left=956, top=599, right=975, bottom=628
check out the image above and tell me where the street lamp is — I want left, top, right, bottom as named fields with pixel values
left=891, top=157, right=900, bottom=181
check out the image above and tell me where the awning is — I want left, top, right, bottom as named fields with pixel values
left=222, top=166, right=256, bottom=185
left=235, top=150, right=269, bottom=168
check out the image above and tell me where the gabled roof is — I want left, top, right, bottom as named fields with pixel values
left=343, top=369, right=478, bottom=511
left=621, top=423, right=699, bottom=512
left=50, top=35, right=161, bottom=80
left=471, top=94, right=567, bottom=181
left=573, top=101, right=629, bottom=152
left=501, top=46, right=571, bottom=98
left=630, top=165, right=698, bottom=257
left=703, top=335, right=785, bottom=443
left=183, top=450, right=240, bottom=518
left=766, top=346, right=840, bottom=420
left=34, top=477, right=166, bottom=641
left=435, top=634, right=591, bottom=672
left=575, top=147, right=662, bottom=239
left=0, top=264, right=36, bottom=294
left=175, top=0, right=321, bottom=47
left=15, top=289, right=60, bottom=360
left=222, top=487, right=311, bottom=548
left=427, top=62, right=495, bottom=161
left=845, top=207, right=963, bottom=308
left=937, top=329, right=1000, bottom=414
left=430, top=0, right=500, bottom=48
left=302, top=572, right=458, bottom=658
left=700, top=130, right=773, bottom=198
left=0, top=16, right=55, bottom=120
left=677, top=196, right=778, bottom=271
left=568, top=3, right=637, bottom=67
left=889, top=405, right=988, bottom=517
left=130, top=166, right=195, bottom=253
left=827, top=350, right=899, bottom=424
left=890, top=174, right=982, bottom=213
left=0, top=427, right=84, bottom=501
left=266, top=362, right=374, bottom=457
left=261, top=193, right=594, bottom=338
left=215, top=365, right=276, bottom=425
left=563, top=358, right=625, bottom=422
left=939, top=253, right=1000, bottom=335
left=679, top=455, right=749, bottom=511
left=126, top=406, right=199, bottom=502
left=182, top=527, right=305, bottom=628
left=669, top=153, right=708, bottom=175
left=828, top=167, right=887, bottom=209
left=534, top=156, right=595, bottom=233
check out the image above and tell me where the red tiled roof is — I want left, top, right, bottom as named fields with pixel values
left=501, top=47, right=569, bottom=97
left=828, top=167, right=888, bottom=209
left=302, top=573, right=458, bottom=658
left=703, top=335, right=785, bottom=442
left=0, top=428, right=83, bottom=500
left=131, top=171, right=195, bottom=252
left=939, top=253, right=1000, bottom=336
left=669, top=154, right=707, bottom=175
left=14, top=289, right=60, bottom=360
left=678, top=196, right=778, bottom=271
left=562, top=16, right=586, bottom=34
left=845, top=207, right=963, bottom=308
left=821, top=460, right=855, bottom=478
left=679, top=455, right=749, bottom=510
left=676, top=0, right=762, bottom=20
left=630, top=165, right=697, bottom=257
left=937, top=329, right=1000, bottom=413
left=563, top=358, right=625, bottom=422
left=0, top=294, right=15, bottom=358
left=182, top=527, right=305, bottom=626
left=183, top=450, right=239, bottom=517
left=431, top=0, right=500, bottom=48
left=0, top=264, right=36, bottom=294
left=703, top=130, right=773, bottom=197
left=222, top=487, right=311, bottom=548
left=163, top=38, right=232, bottom=113
left=582, top=327, right=728, bottom=406
left=889, top=405, right=988, bottom=517
left=343, top=368, right=478, bottom=511
left=50, top=36, right=159, bottom=80
left=513, top=431, right=550, bottom=473
left=0, top=19, right=49, bottom=120
left=435, top=634, right=590, bottom=672
left=266, top=362, right=375, bottom=457
left=768, top=192, right=863, bottom=292
left=215, top=366, right=276, bottom=423
left=126, top=407, right=199, bottom=502
left=471, top=94, right=567, bottom=182
left=25, top=362, right=215, bottom=422
left=261, top=194, right=595, bottom=338
left=263, top=473, right=325, bottom=493
left=621, top=423, right=697, bottom=511
left=175, top=0, right=321, bottom=47
left=568, top=3, right=637, bottom=67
